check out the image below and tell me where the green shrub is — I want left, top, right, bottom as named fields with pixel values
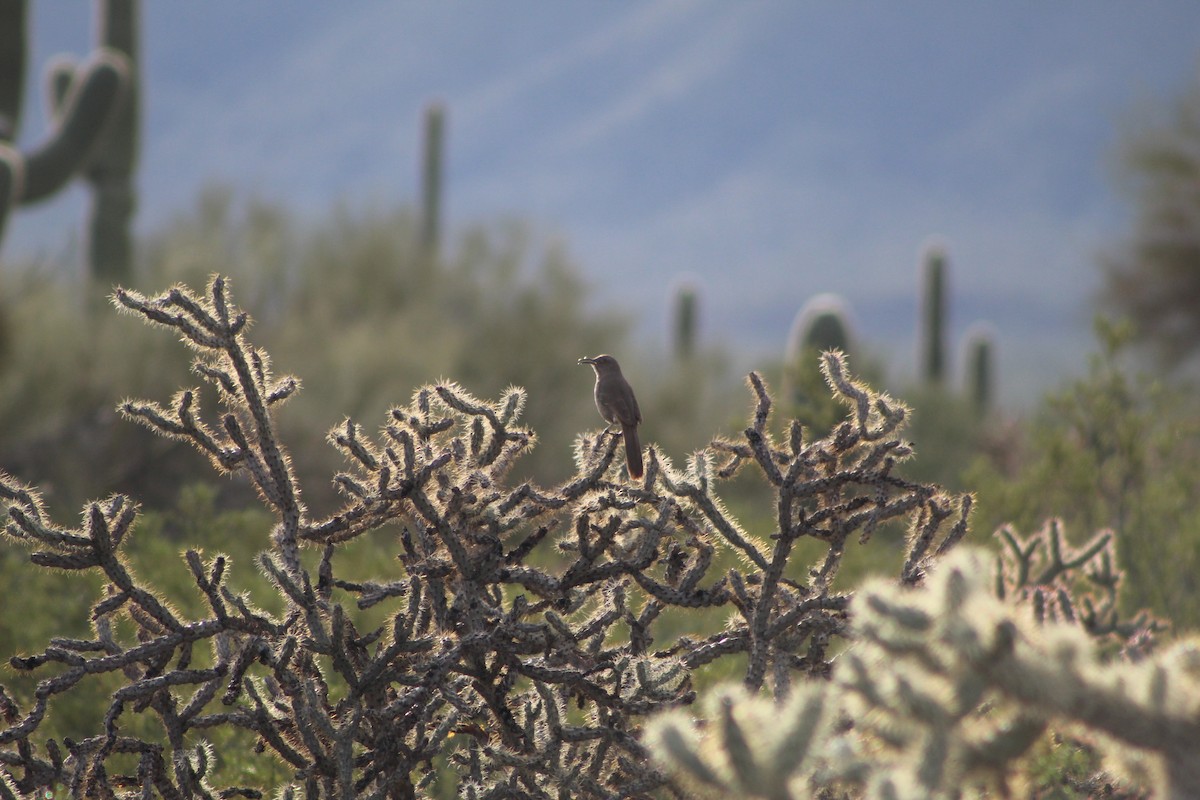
left=968, top=318, right=1200, bottom=628
left=0, top=190, right=745, bottom=521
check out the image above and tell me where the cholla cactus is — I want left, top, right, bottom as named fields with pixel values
left=994, top=518, right=1164, bottom=646
left=651, top=543, right=1192, bottom=798
left=0, top=277, right=968, bottom=797
left=844, top=546, right=1200, bottom=797
left=646, top=685, right=831, bottom=800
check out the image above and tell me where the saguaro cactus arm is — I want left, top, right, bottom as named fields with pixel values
left=19, top=49, right=129, bottom=205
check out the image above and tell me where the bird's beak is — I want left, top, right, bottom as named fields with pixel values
left=577, top=357, right=595, bottom=365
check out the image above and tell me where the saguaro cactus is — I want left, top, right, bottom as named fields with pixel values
left=0, top=0, right=136, bottom=277
left=962, top=322, right=996, bottom=417
left=419, top=100, right=445, bottom=257
left=919, top=241, right=949, bottom=386
left=0, top=1, right=26, bottom=144
left=671, top=277, right=699, bottom=360
left=789, top=293, right=853, bottom=357
left=0, top=151, right=15, bottom=244
left=85, top=0, right=140, bottom=284
left=782, top=294, right=855, bottom=430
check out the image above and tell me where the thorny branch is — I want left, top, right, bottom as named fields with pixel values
left=994, top=519, right=1165, bottom=645
left=0, top=276, right=967, bottom=798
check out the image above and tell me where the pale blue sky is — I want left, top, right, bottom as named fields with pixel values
left=7, top=2, right=1200, bottom=403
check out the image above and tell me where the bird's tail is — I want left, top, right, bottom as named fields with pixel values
left=623, top=426, right=643, bottom=480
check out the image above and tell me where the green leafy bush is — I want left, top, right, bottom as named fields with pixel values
left=0, top=192, right=627, bottom=514
left=968, top=319, right=1200, bottom=628
left=1, top=191, right=744, bottom=521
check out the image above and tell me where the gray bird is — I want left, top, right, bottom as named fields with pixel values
left=578, top=354, right=643, bottom=480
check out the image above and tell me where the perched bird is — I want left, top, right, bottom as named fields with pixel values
left=578, top=354, right=643, bottom=479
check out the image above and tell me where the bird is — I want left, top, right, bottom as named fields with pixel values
left=578, top=354, right=643, bottom=480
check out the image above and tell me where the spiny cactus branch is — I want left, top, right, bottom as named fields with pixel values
left=651, top=545, right=1188, bottom=798
left=1, top=277, right=969, bottom=797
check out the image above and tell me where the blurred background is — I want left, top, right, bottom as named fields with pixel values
left=3, top=1, right=1200, bottom=626
left=6, top=2, right=1199, bottom=396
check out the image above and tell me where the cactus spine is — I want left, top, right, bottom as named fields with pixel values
left=919, top=241, right=948, bottom=386
left=419, top=100, right=445, bottom=257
